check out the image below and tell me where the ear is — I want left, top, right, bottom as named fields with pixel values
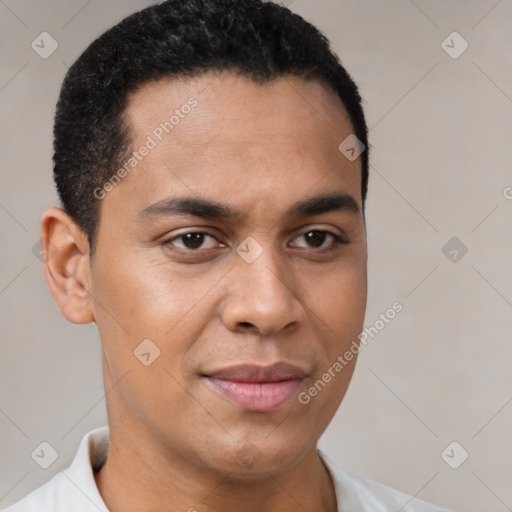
left=41, top=207, right=95, bottom=324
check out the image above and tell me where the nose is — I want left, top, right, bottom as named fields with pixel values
left=220, top=244, right=305, bottom=336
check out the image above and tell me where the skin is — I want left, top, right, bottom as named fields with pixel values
left=42, top=71, right=368, bottom=512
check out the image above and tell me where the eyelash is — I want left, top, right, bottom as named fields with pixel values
left=162, top=229, right=349, bottom=254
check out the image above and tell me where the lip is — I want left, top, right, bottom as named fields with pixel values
left=203, top=362, right=307, bottom=412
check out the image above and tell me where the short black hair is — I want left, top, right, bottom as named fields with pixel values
left=53, top=0, right=369, bottom=256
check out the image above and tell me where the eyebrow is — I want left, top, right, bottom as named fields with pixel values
left=137, top=191, right=360, bottom=221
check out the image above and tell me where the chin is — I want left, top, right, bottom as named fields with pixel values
left=205, top=434, right=314, bottom=479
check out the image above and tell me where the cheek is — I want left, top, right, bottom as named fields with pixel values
left=90, top=249, right=196, bottom=338
left=297, top=270, right=365, bottom=423
left=302, top=260, right=367, bottom=386
left=89, top=250, right=231, bottom=386
left=89, top=256, right=210, bottom=424
left=307, top=257, right=367, bottom=323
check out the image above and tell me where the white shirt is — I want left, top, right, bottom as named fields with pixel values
left=2, top=426, right=452, bottom=512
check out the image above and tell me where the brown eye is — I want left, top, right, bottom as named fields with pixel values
left=304, top=230, right=328, bottom=248
left=179, top=233, right=207, bottom=250
left=164, top=231, right=221, bottom=251
left=291, top=230, right=348, bottom=251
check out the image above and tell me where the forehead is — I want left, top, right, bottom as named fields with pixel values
left=109, top=71, right=362, bottom=220
left=124, top=71, right=353, bottom=143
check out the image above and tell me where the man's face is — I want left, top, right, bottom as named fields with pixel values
left=88, top=71, right=367, bottom=475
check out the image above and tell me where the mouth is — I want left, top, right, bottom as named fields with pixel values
left=202, top=362, right=307, bottom=412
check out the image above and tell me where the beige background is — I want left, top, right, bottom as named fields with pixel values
left=1, top=1, right=511, bottom=511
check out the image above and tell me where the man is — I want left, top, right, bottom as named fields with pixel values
left=3, top=1, right=452, bottom=511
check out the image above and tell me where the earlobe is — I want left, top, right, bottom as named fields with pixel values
left=41, top=207, right=95, bottom=325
